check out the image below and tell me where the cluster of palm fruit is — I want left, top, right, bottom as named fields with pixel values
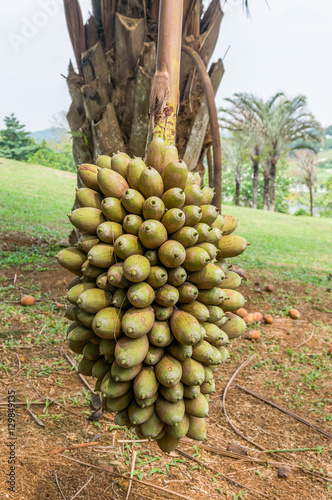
left=57, top=137, right=248, bottom=453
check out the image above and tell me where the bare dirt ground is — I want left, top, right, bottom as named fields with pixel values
left=1, top=234, right=332, bottom=500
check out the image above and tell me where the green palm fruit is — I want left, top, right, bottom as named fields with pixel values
left=105, top=390, right=134, bottom=412
left=186, top=415, right=207, bottom=440
left=199, top=204, right=219, bottom=225
left=128, top=282, right=155, bottom=308
left=162, top=160, right=188, bottom=190
left=168, top=341, right=192, bottom=361
left=185, top=393, right=209, bottom=417
left=111, top=152, right=131, bottom=178
left=66, top=282, right=95, bottom=305
left=153, top=304, right=173, bottom=321
left=172, top=226, right=199, bottom=248
left=192, top=340, right=221, bottom=365
left=203, top=322, right=228, bottom=347
left=89, top=335, right=101, bottom=345
left=200, top=187, right=215, bottom=205
left=223, top=271, right=242, bottom=289
left=221, top=289, right=246, bottom=312
left=208, top=305, right=225, bottom=323
left=96, top=154, right=111, bottom=169
left=135, top=392, right=159, bottom=408
left=160, top=381, right=184, bottom=402
left=87, top=243, right=115, bottom=268
left=122, top=214, right=143, bottom=235
left=115, top=334, right=149, bottom=367
left=57, top=247, right=86, bottom=275
left=138, top=220, right=168, bottom=249
left=69, top=208, right=106, bottom=234
left=183, top=184, right=203, bottom=206
left=155, top=284, right=179, bottom=307
left=133, top=366, right=159, bottom=400
left=146, top=136, right=166, bottom=174
left=196, top=242, right=218, bottom=260
left=68, top=339, right=86, bottom=354
left=78, top=164, right=100, bottom=190
left=78, top=357, right=95, bottom=376
left=217, top=235, right=248, bottom=259
left=142, top=196, right=166, bottom=221
left=123, top=255, right=151, bottom=283
left=107, top=262, right=130, bottom=288
left=177, top=282, right=199, bottom=303
left=203, top=366, right=213, bottom=384
left=206, top=227, right=223, bottom=245
left=83, top=342, right=102, bottom=361
left=99, top=339, right=116, bottom=361
left=170, top=310, right=201, bottom=346
left=114, top=409, right=132, bottom=427
left=167, top=266, right=187, bottom=287
left=100, top=371, right=132, bottom=398
left=92, top=307, right=123, bottom=339
left=146, top=266, right=168, bottom=288
left=182, top=205, right=202, bottom=226
left=155, top=354, right=182, bottom=388
left=201, top=324, right=207, bottom=340
left=158, top=240, right=186, bottom=268
left=101, top=197, right=127, bottom=223
left=155, top=397, right=185, bottom=426
left=161, top=187, right=185, bottom=209
left=181, top=358, right=205, bottom=385
left=67, top=320, right=82, bottom=335
left=218, top=346, right=230, bottom=362
left=127, top=157, right=147, bottom=190
left=221, top=312, right=246, bottom=339
left=157, top=432, right=180, bottom=453
left=112, top=288, right=131, bottom=310
left=148, top=321, right=173, bottom=347
left=138, top=166, right=164, bottom=198
left=140, top=411, right=164, bottom=438
left=214, top=260, right=230, bottom=273
left=189, top=263, right=225, bottom=289
left=92, top=359, right=112, bottom=379
left=180, top=301, right=210, bottom=322
left=77, top=289, right=112, bottom=314
left=215, top=317, right=228, bottom=328
left=65, top=304, right=78, bottom=321
left=200, top=379, right=216, bottom=395
left=111, top=360, right=143, bottom=382
left=81, top=260, right=106, bottom=279
left=198, top=287, right=226, bottom=306
left=97, top=221, right=124, bottom=244
left=76, top=187, right=103, bottom=209
left=68, top=325, right=93, bottom=342
left=96, top=272, right=115, bottom=292
left=164, top=144, right=179, bottom=169
left=66, top=276, right=85, bottom=292
left=144, top=345, right=165, bottom=366
left=122, top=306, right=155, bottom=338
left=183, top=384, right=200, bottom=399
left=161, top=208, right=185, bottom=234
left=97, top=168, right=129, bottom=198
left=114, top=234, right=144, bottom=260
left=144, top=249, right=160, bottom=266
left=128, top=400, right=155, bottom=425
left=121, top=189, right=145, bottom=215
left=211, top=214, right=225, bottom=230
left=193, top=223, right=212, bottom=243
left=222, top=214, right=238, bottom=235
left=183, top=246, right=210, bottom=272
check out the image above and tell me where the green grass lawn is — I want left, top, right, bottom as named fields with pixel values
left=0, top=158, right=331, bottom=286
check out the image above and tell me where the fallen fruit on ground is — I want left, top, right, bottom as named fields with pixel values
left=58, top=138, right=249, bottom=453
left=289, top=308, right=301, bottom=319
left=264, top=314, right=274, bottom=324
left=243, top=330, right=261, bottom=341
left=21, top=295, right=35, bottom=306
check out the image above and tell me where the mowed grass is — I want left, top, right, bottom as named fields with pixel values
left=224, top=204, right=332, bottom=286
left=0, top=157, right=76, bottom=241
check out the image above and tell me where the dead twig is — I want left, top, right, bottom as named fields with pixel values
left=49, top=441, right=100, bottom=455
left=27, top=408, right=45, bottom=427
left=70, top=474, right=93, bottom=500
left=176, top=449, right=269, bottom=499
left=60, top=348, right=94, bottom=393
left=55, top=471, right=68, bottom=500
left=295, top=326, right=315, bottom=349
left=59, top=454, right=193, bottom=500
left=15, top=353, right=21, bottom=371
left=236, top=385, right=332, bottom=440
left=126, top=451, right=137, bottom=500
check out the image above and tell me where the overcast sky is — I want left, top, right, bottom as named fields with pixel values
left=0, top=0, right=331, bottom=131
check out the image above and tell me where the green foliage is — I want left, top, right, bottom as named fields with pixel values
left=27, top=141, right=75, bottom=172
left=0, top=113, right=39, bottom=161
left=294, top=208, right=310, bottom=216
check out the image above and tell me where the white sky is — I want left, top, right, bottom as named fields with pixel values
left=0, top=0, right=331, bottom=131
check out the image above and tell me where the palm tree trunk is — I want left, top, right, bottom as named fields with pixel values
left=263, top=173, right=270, bottom=211
left=309, top=186, right=313, bottom=216
left=268, top=158, right=277, bottom=212
left=235, top=164, right=241, bottom=206
left=252, top=158, right=259, bottom=209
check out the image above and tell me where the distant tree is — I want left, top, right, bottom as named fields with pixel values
left=27, top=141, right=75, bottom=172
left=221, top=137, right=249, bottom=206
left=0, top=113, right=38, bottom=161
left=295, top=150, right=318, bottom=216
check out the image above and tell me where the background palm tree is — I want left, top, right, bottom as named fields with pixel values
left=295, top=150, right=318, bottom=216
